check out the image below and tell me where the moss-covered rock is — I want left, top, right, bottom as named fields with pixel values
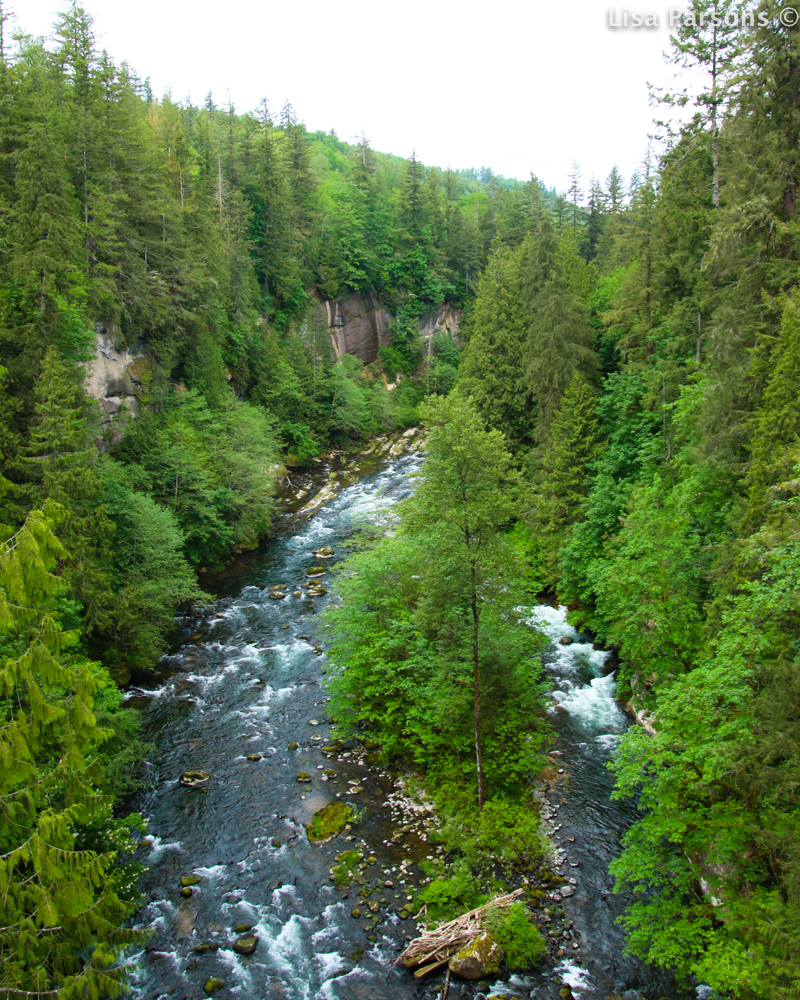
left=306, top=801, right=353, bottom=842
left=448, top=931, right=505, bottom=979
left=204, top=977, right=224, bottom=994
left=232, top=934, right=258, bottom=955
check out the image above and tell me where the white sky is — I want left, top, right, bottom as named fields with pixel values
left=14, top=0, right=692, bottom=193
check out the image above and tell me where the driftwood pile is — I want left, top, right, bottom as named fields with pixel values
left=397, top=888, right=524, bottom=978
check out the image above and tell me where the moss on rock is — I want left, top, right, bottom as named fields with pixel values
left=305, top=800, right=353, bottom=843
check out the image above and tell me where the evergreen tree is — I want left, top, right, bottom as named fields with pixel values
left=0, top=495, right=146, bottom=999
left=744, top=290, right=800, bottom=529
left=520, top=213, right=597, bottom=444
left=534, top=374, right=600, bottom=587
left=454, top=244, right=531, bottom=447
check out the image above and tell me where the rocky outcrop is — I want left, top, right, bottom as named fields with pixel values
left=448, top=931, right=504, bottom=979
left=324, top=294, right=392, bottom=364
left=84, top=330, right=147, bottom=442
left=417, top=302, right=460, bottom=343
left=321, top=294, right=461, bottom=365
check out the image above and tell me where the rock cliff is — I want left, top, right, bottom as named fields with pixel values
left=84, top=331, right=147, bottom=443
left=322, top=294, right=460, bottom=364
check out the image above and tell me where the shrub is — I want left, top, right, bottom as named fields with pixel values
left=486, top=902, right=547, bottom=970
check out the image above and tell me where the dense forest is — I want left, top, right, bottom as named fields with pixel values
left=2, top=0, right=800, bottom=996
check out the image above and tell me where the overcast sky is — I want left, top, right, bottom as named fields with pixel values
left=15, top=0, right=693, bottom=193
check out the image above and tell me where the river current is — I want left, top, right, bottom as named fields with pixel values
left=127, top=440, right=686, bottom=1000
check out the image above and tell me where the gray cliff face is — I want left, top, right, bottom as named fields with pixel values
left=324, top=293, right=392, bottom=364
left=322, top=294, right=461, bottom=364
left=84, top=330, right=146, bottom=444
left=83, top=297, right=461, bottom=432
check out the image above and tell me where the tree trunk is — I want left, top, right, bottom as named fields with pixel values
left=711, top=23, right=720, bottom=210
left=782, top=52, right=799, bottom=259
left=470, top=558, right=485, bottom=811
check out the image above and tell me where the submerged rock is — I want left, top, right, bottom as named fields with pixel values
left=306, top=800, right=353, bottom=842
left=232, top=934, right=258, bottom=955
left=448, top=931, right=504, bottom=979
left=179, top=770, right=210, bottom=787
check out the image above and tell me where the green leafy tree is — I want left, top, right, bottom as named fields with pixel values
left=402, top=394, right=531, bottom=808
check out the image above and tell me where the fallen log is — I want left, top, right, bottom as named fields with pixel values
left=397, top=888, right=524, bottom=977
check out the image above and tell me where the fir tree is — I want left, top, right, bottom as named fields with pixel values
left=534, top=374, right=600, bottom=587
left=520, top=213, right=597, bottom=444
left=454, top=244, right=531, bottom=448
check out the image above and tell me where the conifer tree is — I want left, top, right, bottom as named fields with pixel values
left=520, top=213, right=597, bottom=444
left=455, top=244, right=531, bottom=448
left=0, top=494, right=145, bottom=999
left=744, top=290, right=800, bottom=528
left=534, top=374, right=600, bottom=587
left=11, top=120, right=79, bottom=338
left=22, top=348, right=114, bottom=637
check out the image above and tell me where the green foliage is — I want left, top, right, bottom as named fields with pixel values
left=520, top=213, right=599, bottom=444
left=485, top=902, right=547, bottom=970
left=0, top=500, right=147, bottom=999
left=414, top=860, right=488, bottom=923
left=455, top=244, right=531, bottom=449
left=532, top=373, right=600, bottom=587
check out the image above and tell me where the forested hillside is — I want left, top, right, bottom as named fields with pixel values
left=3, top=0, right=800, bottom=996
left=449, top=2, right=800, bottom=994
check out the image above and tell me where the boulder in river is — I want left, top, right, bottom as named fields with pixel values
left=448, top=931, right=504, bottom=979
left=313, top=546, right=335, bottom=558
left=194, top=943, right=219, bottom=954
left=306, top=566, right=326, bottom=576
left=232, top=934, right=258, bottom=955
left=269, top=591, right=286, bottom=600
left=180, top=875, right=200, bottom=887
left=560, top=885, right=575, bottom=897
left=306, top=800, right=353, bottom=842
left=296, top=772, right=312, bottom=783
left=559, top=636, right=574, bottom=645
left=233, top=923, right=253, bottom=933
left=179, top=771, right=210, bottom=787
left=204, top=978, right=224, bottom=995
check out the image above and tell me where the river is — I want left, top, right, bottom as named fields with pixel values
left=127, top=439, right=688, bottom=1000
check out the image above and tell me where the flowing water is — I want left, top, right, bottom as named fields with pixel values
left=128, top=441, right=688, bottom=1000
